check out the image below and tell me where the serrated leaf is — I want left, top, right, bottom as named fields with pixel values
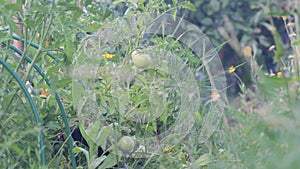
left=257, top=75, right=287, bottom=98
left=95, top=125, right=112, bottom=150
left=192, top=153, right=212, bottom=167
left=98, top=153, right=119, bottom=169
left=181, top=1, right=196, bottom=11
left=161, top=133, right=181, bottom=144
left=73, top=147, right=90, bottom=164
left=79, top=123, right=94, bottom=147
left=10, top=144, right=25, bottom=157
left=50, top=75, right=58, bottom=92
left=172, top=0, right=178, bottom=5
left=112, top=0, right=124, bottom=5
left=57, top=77, right=71, bottom=88
left=85, top=24, right=102, bottom=32
left=172, top=8, right=177, bottom=20
left=86, top=121, right=102, bottom=142
left=90, top=156, right=107, bottom=168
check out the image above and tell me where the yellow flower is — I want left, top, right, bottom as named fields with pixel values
left=282, top=16, right=287, bottom=20
left=211, top=91, right=220, bottom=101
left=102, top=53, right=115, bottom=59
left=40, top=88, right=49, bottom=99
left=276, top=71, right=282, bottom=77
left=242, top=45, right=252, bottom=57
left=164, top=147, right=172, bottom=153
left=228, top=66, right=236, bottom=74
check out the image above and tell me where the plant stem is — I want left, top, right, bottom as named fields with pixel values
left=23, top=14, right=53, bottom=82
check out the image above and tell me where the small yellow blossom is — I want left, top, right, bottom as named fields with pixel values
left=40, top=88, right=49, bottom=99
left=276, top=71, right=282, bottom=77
left=228, top=66, right=236, bottom=74
left=211, top=91, right=220, bottom=101
left=102, top=53, right=115, bottom=59
left=164, top=147, right=172, bottom=153
left=242, top=45, right=252, bottom=57
left=282, top=16, right=287, bottom=20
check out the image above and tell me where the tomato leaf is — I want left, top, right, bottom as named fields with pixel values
left=180, top=1, right=196, bottom=11
left=192, top=153, right=213, bottom=167
left=98, top=153, right=119, bottom=169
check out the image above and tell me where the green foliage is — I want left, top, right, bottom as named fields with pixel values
left=1, top=0, right=300, bottom=169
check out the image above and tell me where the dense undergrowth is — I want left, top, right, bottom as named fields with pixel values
left=0, top=0, right=299, bottom=168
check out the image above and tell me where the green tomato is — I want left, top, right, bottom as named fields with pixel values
left=131, top=50, right=152, bottom=68
left=117, top=136, right=135, bottom=154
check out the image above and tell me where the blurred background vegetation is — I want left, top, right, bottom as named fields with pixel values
left=1, top=0, right=300, bottom=168
left=173, top=0, right=293, bottom=98
left=110, top=0, right=293, bottom=98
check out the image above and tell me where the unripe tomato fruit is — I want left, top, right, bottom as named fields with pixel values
left=131, top=50, right=152, bottom=68
left=117, top=136, right=135, bottom=153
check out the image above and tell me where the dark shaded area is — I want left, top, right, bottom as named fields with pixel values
left=172, top=1, right=291, bottom=98
left=52, top=127, right=105, bottom=157
left=254, top=17, right=290, bottom=74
